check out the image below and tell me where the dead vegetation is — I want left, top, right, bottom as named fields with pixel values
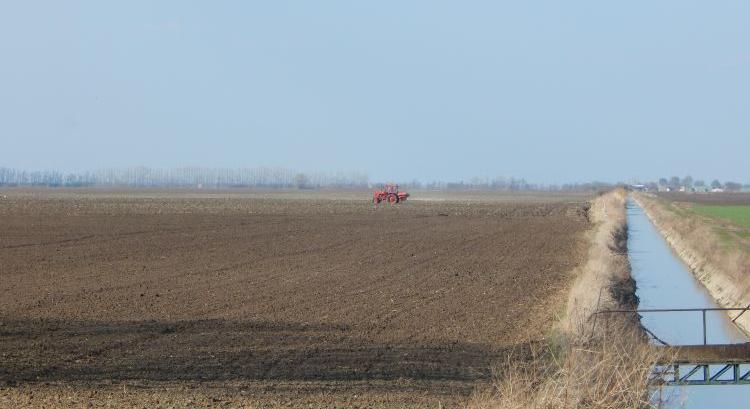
left=469, top=189, right=663, bottom=409
left=467, top=326, right=666, bottom=409
left=564, top=188, right=636, bottom=334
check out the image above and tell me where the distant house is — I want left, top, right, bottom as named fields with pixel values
left=631, top=184, right=647, bottom=192
left=711, top=188, right=725, bottom=193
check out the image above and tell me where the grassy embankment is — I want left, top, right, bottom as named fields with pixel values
left=469, top=189, right=666, bottom=409
left=634, top=193, right=750, bottom=335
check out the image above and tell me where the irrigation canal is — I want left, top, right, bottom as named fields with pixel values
left=626, top=198, right=749, bottom=407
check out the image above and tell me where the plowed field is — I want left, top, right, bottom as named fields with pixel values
left=0, top=189, right=592, bottom=408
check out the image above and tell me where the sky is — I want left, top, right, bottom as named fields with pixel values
left=1, top=1, right=748, bottom=184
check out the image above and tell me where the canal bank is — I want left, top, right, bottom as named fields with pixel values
left=564, top=188, right=638, bottom=337
left=633, top=193, right=750, bottom=336
left=626, top=198, right=749, bottom=407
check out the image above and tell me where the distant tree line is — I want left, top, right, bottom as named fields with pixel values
left=395, top=178, right=616, bottom=192
left=649, top=175, right=748, bottom=192
left=0, top=167, right=370, bottom=189
left=397, top=177, right=538, bottom=191
left=0, top=166, right=624, bottom=192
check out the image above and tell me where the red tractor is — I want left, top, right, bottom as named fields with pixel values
left=373, top=183, right=409, bottom=204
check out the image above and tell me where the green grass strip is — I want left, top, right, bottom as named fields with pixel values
left=693, top=205, right=750, bottom=229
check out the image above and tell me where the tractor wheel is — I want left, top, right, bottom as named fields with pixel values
left=388, top=194, right=399, bottom=204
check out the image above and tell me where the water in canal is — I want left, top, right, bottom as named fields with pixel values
left=627, top=199, right=749, bottom=407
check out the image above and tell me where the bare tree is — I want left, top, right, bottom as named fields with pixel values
left=682, top=175, right=693, bottom=189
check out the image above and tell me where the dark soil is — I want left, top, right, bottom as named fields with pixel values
left=656, top=192, right=750, bottom=205
left=0, top=190, right=591, bottom=408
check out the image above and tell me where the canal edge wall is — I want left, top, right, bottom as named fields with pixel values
left=632, top=193, right=750, bottom=337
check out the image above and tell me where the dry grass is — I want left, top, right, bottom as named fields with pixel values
left=467, top=189, right=671, bottom=409
left=564, top=188, right=635, bottom=336
left=467, top=325, right=668, bottom=409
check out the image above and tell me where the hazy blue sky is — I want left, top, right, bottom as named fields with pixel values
left=1, top=1, right=748, bottom=183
